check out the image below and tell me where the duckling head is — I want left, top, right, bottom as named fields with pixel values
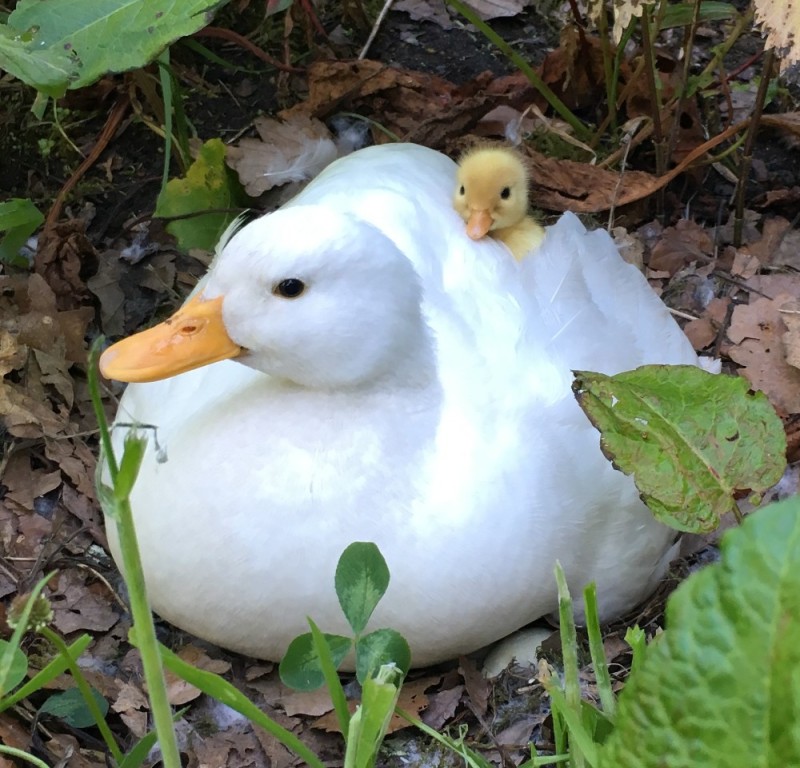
left=100, top=206, right=431, bottom=389
left=453, top=147, right=530, bottom=239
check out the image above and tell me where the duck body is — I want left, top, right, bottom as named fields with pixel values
left=104, top=144, right=699, bottom=666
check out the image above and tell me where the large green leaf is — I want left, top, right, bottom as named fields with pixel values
left=155, top=137, right=248, bottom=252
left=355, top=629, right=411, bottom=685
left=0, top=198, right=44, bottom=266
left=573, top=365, right=786, bottom=532
left=0, top=25, right=76, bottom=96
left=0, top=641, right=28, bottom=696
left=39, top=686, right=108, bottom=729
left=335, top=542, right=390, bottom=635
left=599, top=496, right=800, bottom=767
left=7, top=0, right=224, bottom=91
left=279, top=632, right=352, bottom=692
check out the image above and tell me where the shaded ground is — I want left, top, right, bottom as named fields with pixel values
left=2, top=3, right=800, bottom=767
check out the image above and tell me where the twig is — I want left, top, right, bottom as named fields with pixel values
left=195, top=26, right=304, bottom=73
left=45, top=94, right=130, bottom=230
left=359, top=0, right=395, bottom=60
left=733, top=47, right=775, bottom=246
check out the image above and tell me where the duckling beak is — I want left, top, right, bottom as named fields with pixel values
left=99, top=293, right=242, bottom=383
left=466, top=210, right=493, bottom=240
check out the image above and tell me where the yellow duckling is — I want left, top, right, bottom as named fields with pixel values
left=453, top=146, right=545, bottom=260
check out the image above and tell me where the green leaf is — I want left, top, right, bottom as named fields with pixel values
left=335, top=542, right=390, bottom=635
left=308, top=619, right=351, bottom=738
left=279, top=632, right=352, bottom=692
left=348, top=664, right=402, bottom=768
left=119, top=729, right=162, bottom=768
left=39, top=686, right=108, bottom=728
left=155, top=137, right=248, bottom=252
left=599, top=496, right=800, bottom=767
left=160, top=644, right=327, bottom=768
left=0, top=641, right=28, bottom=696
left=0, top=634, right=92, bottom=712
left=266, top=0, right=293, bottom=15
left=115, top=430, right=147, bottom=502
left=660, top=1, right=737, bottom=29
left=0, top=198, right=43, bottom=266
left=572, top=365, right=786, bottom=533
left=0, top=24, right=76, bottom=96
left=355, top=629, right=411, bottom=685
left=7, top=0, right=224, bottom=91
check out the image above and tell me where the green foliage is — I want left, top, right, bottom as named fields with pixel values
left=573, top=365, right=787, bottom=533
left=659, top=1, right=737, bottom=29
left=280, top=631, right=353, bottom=691
left=3, top=0, right=225, bottom=94
left=280, top=542, right=412, bottom=690
left=154, top=137, right=249, bottom=252
left=159, top=646, right=327, bottom=768
left=0, top=199, right=43, bottom=267
left=0, top=642, right=27, bottom=696
left=0, top=23, right=77, bottom=97
left=335, top=542, right=390, bottom=635
left=39, top=686, right=109, bottom=729
left=347, top=664, right=404, bottom=768
left=600, top=495, right=800, bottom=767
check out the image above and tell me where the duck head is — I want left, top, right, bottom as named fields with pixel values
left=100, top=206, right=430, bottom=389
left=453, top=147, right=530, bottom=239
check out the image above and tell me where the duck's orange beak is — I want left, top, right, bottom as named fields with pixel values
left=466, top=209, right=494, bottom=240
left=99, top=293, right=242, bottom=383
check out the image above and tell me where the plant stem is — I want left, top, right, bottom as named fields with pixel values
left=640, top=4, right=666, bottom=218
left=583, top=584, right=616, bottom=719
left=88, top=341, right=182, bottom=768
left=595, top=3, right=617, bottom=132
left=0, top=747, right=50, bottom=768
left=39, top=627, right=124, bottom=765
left=733, top=47, right=775, bottom=247
left=446, top=0, right=591, bottom=141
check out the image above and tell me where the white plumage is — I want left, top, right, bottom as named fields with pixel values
left=102, top=144, right=698, bottom=666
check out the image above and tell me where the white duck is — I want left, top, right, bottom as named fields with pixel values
left=100, top=143, right=699, bottom=667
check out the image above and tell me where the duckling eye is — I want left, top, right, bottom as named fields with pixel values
left=500, top=187, right=511, bottom=200
left=274, top=279, right=306, bottom=298
left=459, top=185, right=465, bottom=196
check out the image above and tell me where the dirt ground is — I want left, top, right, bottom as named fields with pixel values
left=2, top=2, right=800, bottom=766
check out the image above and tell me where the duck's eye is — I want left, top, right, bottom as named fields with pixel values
left=274, top=279, right=306, bottom=298
left=459, top=185, right=465, bottom=196
left=500, top=187, right=511, bottom=200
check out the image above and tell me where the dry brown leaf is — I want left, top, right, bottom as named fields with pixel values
left=2, top=452, right=61, bottom=512
left=422, top=684, right=463, bottom=729
left=463, top=0, right=526, bottom=18
left=0, top=710, right=32, bottom=751
left=459, top=654, right=490, bottom=716
left=281, top=688, right=335, bottom=718
left=727, top=294, right=800, bottom=414
left=394, top=0, right=455, bottom=28
left=112, top=682, right=151, bottom=738
left=312, top=677, right=434, bottom=734
left=284, top=60, right=489, bottom=149
left=649, top=219, right=714, bottom=276
left=44, top=734, right=103, bottom=768
left=165, top=645, right=231, bottom=705
left=684, top=316, right=716, bottom=351
left=34, top=220, right=98, bottom=310
left=746, top=273, right=800, bottom=300
left=731, top=249, right=761, bottom=279
left=523, top=147, right=658, bottom=213
left=754, top=0, right=800, bottom=69
left=780, top=299, right=800, bottom=370
left=50, top=571, right=120, bottom=634
left=226, top=115, right=338, bottom=197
